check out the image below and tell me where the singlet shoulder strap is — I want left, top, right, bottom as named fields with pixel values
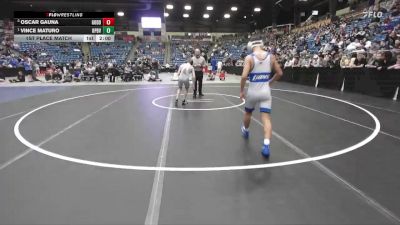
left=248, top=54, right=256, bottom=72
left=264, top=53, right=271, bottom=63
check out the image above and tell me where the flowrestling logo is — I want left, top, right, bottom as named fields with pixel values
left=363, top=10, right=383, bottom=18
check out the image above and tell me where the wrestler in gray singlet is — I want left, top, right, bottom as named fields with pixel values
left=244, top=52, right=272, bottom=114
left=178, top=62, right=193, bottom=89
left=176, top=60, right=195, bottom=105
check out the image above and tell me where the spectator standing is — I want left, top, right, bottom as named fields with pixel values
left=217, top=60, right=223, bottom=74
left=210, top=57, right=217, bottom=74
left=24, top=56, right=39, bottom=82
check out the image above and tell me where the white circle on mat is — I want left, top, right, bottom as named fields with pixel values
left=14, top=87, right=381, bottom=172
left=152, top=93, right=245, bottom=111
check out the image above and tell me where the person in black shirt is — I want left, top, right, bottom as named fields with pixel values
left=353, top=52, right=367, bottom=68
left=10, top=70, right=25, bottom=83
left=331, top=52, right=341, bottom=68
left=108, top=64, right=120, bottom=82
left=366, top=52, right=391, bottom=70
left=53, top=67, right=63, bottom=82
left=151, top=58, right=160, bottom=80
left=95, top=64, right=104, bottom=82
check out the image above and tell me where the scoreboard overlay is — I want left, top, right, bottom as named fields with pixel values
left=14, top=12, right=115, bottom=42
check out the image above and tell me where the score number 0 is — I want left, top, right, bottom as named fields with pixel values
left=102, top=18, right=115, bottom=26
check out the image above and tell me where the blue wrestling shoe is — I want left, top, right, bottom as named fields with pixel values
left=262, top=144, right=270, bottom=158
left=241, top=126, right=249, bottom=139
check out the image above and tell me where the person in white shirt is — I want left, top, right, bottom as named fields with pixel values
left=217, top=61, right=223, bottom=74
